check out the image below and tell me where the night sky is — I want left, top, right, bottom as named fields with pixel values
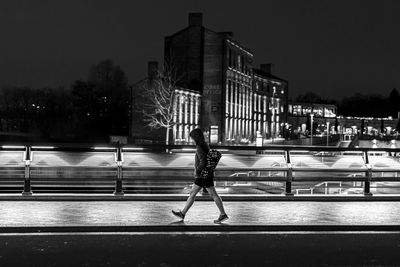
left=1, top=0, right=399, bottom=99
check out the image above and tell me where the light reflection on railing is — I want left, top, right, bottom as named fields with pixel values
left=0, top=144, right=399, bottom=196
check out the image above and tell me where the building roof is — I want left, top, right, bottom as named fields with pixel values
left=165, top=23, right=253, bottom=56
left=253, top=68, right=288, bottom=83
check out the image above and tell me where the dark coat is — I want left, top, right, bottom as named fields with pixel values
left=189, top=128, right=210, bottom=177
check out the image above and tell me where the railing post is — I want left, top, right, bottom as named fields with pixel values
left=114, top=146, right=124, bottom=196
left=285, top=150, right=294, bottom=196
left=22, top=146, right=32, bottom=196
left=363, top=151, right=373, bottom=196
left=364, top=166, right=373, bottom=196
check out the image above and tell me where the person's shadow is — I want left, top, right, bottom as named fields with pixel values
left=169, top=220, right=186, bottom=225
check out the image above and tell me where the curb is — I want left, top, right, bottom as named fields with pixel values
left=1, top=225, right=400, bottom=233
left=1, top=194, right=400, bottom=201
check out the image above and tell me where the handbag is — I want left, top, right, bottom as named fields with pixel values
left=200, top=149, right=222, bottom=179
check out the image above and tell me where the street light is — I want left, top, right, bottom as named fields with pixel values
left=310, top=114, right=314, bottom=146
left=326, top=121, right=330, bottom=146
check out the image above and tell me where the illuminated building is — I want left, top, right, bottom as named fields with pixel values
left=288, top=102, right=338, bottom=134
left=172, top=88, right=201, bottom=143
left=164, top=13, right=288, bottom=144
left=252, top=65, right=288, bottom=139
left=288, top=103, right=337, bottom=118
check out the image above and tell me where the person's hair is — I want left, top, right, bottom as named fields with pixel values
left=189, top=128, right=205, bottom=145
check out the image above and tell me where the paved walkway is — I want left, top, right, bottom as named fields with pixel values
left=1, top=201, right=400, bottom=228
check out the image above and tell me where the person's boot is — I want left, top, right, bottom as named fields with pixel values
left=172, top=210, right=185, bottom=221
left=214, top=214, right=229, bottom=224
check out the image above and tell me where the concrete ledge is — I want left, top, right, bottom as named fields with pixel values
left=1, top=193, right=400, bottom=201
left=2, top=224, right=400, bottom=233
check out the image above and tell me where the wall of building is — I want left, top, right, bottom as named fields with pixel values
left=224, top=40, right=254, bottom=144
left=172, top=89, right=201, bottom=143
left=201, top=29, right=224, bottom=143
left=164, top=26, right=203, bottom=93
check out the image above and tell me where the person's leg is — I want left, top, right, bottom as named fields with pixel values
left=182, top=184, right=202, bottom=215
left=206, top=186, right=227, bottom=215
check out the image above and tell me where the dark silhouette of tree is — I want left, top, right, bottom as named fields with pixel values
left=71, top=81, right=101, bottom=138
left=0, top=86, right=72, bottom=139
left=88, top=59, right=129, bottom=136
left=388, top=88, right=400, bottom=118
left=296, top=92, right=322, bottom=103
left=71, top=59, right=129, bottom=139
left=339, top=92, right=394, bottom=117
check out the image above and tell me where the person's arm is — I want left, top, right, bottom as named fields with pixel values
left=194, top=153, right=199, bottom=176
left=195, top=144, right=208, bottom=175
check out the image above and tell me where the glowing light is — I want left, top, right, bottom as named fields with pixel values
left=123, top=147, right=145, bottom=151
left=391, top=140, right=396, bottom=149
left=181, top=148, right=196, bottom=152
left=1, top=145, right=25, bottom=149
left=93, top=147, right=115, bottom=150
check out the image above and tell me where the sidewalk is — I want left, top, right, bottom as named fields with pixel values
left=1, top=200, right=400, bottom=232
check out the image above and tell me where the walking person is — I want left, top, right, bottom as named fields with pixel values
left=172, top=128, right=229, bottom=224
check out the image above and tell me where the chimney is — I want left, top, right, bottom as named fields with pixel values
left=260, top=63, right=273, bottom=75
left=148, top=61, right=158, bottom=79
left=189, top=13, right=203, bottom=27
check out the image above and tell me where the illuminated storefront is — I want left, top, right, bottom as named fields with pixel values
left=288, top=103, right=337, bottom=118
left=287, top=103, right=338, bottom=134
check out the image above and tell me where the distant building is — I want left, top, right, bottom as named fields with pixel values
left=337, top=116, right=398, bottom=137
left=289, top=102, right=337, bottom=118
left=252, top=65, right=288, bottom=140
left=164, top=13, right=288, bottom=144
left=288, top=102, right=338, bottom=134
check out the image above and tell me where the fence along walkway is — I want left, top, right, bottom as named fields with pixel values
left=0, top=145, right=399, bottom=196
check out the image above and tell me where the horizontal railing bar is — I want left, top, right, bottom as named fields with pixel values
left=370, top=169, right=400, bottom=172
left=2, top=143, right=400, bottom=153
left=121, top=176, right=287, bottom=181
left=293, top=177, right=368, bottom=182
left=29, top=166, right=117, bottom=169
left=292, top=168, right=367, bottom=172
left=371, top=177, right=400, bottom=182
left=122, top=167, right=289, bottom=171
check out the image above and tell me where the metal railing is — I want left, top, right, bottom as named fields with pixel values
left=0, top=144, right=400, bottom=196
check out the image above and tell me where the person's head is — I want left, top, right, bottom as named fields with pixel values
left=189, top=128, right=205, bottom=145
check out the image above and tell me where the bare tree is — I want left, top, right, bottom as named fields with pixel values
left=141, top=64, right=180, bottom=145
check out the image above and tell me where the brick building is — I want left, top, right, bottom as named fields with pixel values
left=164, top=13, right=288, bottom=144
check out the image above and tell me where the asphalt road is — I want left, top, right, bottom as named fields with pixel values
left=1, top=232, right=400, bottom=266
